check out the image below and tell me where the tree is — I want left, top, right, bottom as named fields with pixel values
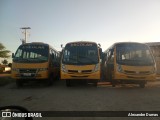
left=2, top=59, right=8, bottom=65
left=8, top=63, right=12, bottom=67
left=0, top=43, right=10, bottom=58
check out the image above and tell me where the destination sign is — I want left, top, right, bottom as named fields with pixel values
left=22, top=45, right=45, bottom=49
left=70, top=43, right=93, bottom=47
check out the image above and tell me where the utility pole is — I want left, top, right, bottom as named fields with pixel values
left=20, top=27, right=31, bottom=44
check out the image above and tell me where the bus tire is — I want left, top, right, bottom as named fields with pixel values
left=16, top=80, right=23, bottom=88
left=112, top=83, right=116, bottom=87
left=139, top=82, right=145, bottom=88
left=66, top=80, right=71, bottom=87
left=110, top=74, right=115, bottom=87
left=94, top=82, right=98, bottom=87
left=46, top=76, right=53, bottom=86
left=111, top=81, right=116, bottom=87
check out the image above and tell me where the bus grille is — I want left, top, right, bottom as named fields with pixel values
left=124, top=70, right=151, bottom=75
left=127, top=76, right=146, bottom=79
left=71, top=75, right=88, bottom=78
left=68, top=70, right=92, bottom=74
left=19, top=69, right=37, bottom=73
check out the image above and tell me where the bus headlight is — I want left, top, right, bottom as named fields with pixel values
left=61, top=64, right=67, bottom=73
left=93, top=63, right=99, bottom=72
left=117, top=64, right=123, bottom=73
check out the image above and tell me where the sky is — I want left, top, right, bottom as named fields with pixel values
left=0, top=0, right=160, bottom=63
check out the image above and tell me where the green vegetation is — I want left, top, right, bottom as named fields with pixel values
left=1, top=59, right=8, bottom=65
left=0, top=43, right=10, bottom=58
left=0, top=42, right=11, bottom=66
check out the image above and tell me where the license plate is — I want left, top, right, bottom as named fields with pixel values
left=23, top=73, right=31, bottom=76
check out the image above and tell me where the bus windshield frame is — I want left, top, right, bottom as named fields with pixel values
left=13, top=44, right=49, bottom=63
left=62, top=43, right=99, bottom=65
left=116, top=43, right=154, bottom=66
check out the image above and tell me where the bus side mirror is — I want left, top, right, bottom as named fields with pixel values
left=102, top=53, right=105, bottom=60
left=12, top=53, right=15, bottom=58
left=99, top=48, right=102, bottom=59
left=110, top=49, right=114, bottom=55
left=52, top=54, right=55, bottom=59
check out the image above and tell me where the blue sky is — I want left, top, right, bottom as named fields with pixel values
left=0, top=0, right=160, bottom=62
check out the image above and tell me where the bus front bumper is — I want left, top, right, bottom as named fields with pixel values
left=11, top=71, right=49, bottom=80
left=61, top=71, right=100, bottom=80
left=114, top=72, right=156, bottom=81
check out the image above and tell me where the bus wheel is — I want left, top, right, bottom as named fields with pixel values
left=66, top=80, right=71, bottom=87
left=139, top=82, right=145, bottom=88
left=16, top=80, right=23, bottom=88
left=46, top=76, right=53, bottom=86
left=112, top=84, right=116, bottom=87
left=111, top=81, right=116, bottom=87
left=94, top=82, right=98, bottom=87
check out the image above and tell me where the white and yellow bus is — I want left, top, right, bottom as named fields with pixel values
left=102, top=42, right=156, bottom=88
left=12, top=42, right=60, bottom=87
left=146, top=42, right=160, bottom=80
left=61, top=41, right=102, bottom=87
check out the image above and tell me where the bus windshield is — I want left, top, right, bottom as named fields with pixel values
left=62, top=43, right=99, bottom=65
left=116, top=43, right=154, bottom=66
left=13, top=44, right=49, bottom=63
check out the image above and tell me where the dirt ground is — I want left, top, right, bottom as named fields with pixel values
left=1, top=78, right=160, bottom=120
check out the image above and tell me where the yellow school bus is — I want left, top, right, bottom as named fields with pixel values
left=12, top=42, right=60, bottom=87
left=146, top=42, right=160, bottom=80
left=102, top=42, right=156, bottom=88
left=61, top=41, right=102, bottom=87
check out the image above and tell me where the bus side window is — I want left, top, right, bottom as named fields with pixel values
left=50, top=49, right=53, bottom=59
left=108, top=49, right=114, bottom=63
left=102, top=53, right=107, bottom=64
left=52, top=50, right=55, bottom=60
left=50, top=49, right=55, bottom=65
left=15, top=49, right=22, bottom=58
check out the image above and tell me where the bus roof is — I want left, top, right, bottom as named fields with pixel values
left=104, top=42, right=147, bottom=52
left=113, top=42, right=145, bottom=46
left=146, top=42, right=160, bottom=46
left=21, top=42, right=49, bottom=46
left=65, top=41, right=98, bottom=45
